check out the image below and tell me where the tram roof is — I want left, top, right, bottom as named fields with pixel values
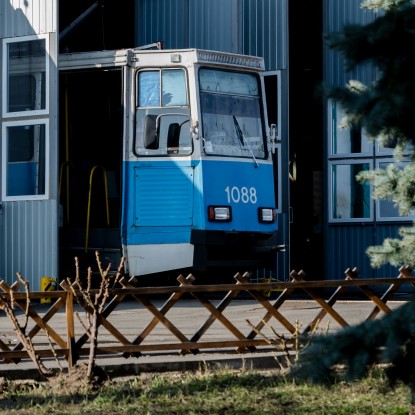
left=58, top=48, right=265, bottom=72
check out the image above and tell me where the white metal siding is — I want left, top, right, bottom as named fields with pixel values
left=0, top=1, right=58, bottom=291
left=1, top=200, right=58, bottom=291
left=0, top=0, right=56, bottom=38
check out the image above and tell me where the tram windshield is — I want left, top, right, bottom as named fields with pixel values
left=199, top=68, right=266, bottom=159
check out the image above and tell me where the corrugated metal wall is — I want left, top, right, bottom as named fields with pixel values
left=2, top=201, right=58, bottom=289
left=327, top=224, right=408, bottom=280
left=242, top=0, right=287, bottom=71
left=136, top=0, right=189, bottom=49
left=326, top=225, right=376, bottom=279
left=135, top=0, right=288, bottom=70
left=0, top=0, right=56, bottom=38
left=324, top=1, right=405, bottom=282
left=324, top=0, right=379, bottom=86
left=0, top=1, right=58, bottom=290
left=189, top=0, right=240, bottom=53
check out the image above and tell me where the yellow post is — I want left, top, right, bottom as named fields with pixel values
left=41, top=277, right=56, bottom=304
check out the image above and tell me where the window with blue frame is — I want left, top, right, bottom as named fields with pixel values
left=376, top=160, right=415, bottom=221
left=330, top=161, right=372, bottom=220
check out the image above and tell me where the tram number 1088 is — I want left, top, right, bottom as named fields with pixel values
left=225, top=186, right=257, bottom=204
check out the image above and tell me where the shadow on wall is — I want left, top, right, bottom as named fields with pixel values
left=3, top=2, right=36, bottom=37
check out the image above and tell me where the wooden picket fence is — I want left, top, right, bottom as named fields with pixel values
left=0, top=266, right=414, bottom=372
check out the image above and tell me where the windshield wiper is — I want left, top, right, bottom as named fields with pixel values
left=233, top=116, right=258, bottom=167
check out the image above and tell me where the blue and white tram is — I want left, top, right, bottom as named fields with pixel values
left=122, top=49, right=278, bottom=277
left=59, top=48, right=279, bottom=279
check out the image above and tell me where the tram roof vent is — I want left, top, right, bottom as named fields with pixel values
left=196, top=50, right=264, bottom=71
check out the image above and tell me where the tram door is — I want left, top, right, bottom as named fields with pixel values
left=58, top=66, right=124, bottom=275
left=263, top=70, right=290, bottom=279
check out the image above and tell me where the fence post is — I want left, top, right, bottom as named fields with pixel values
left=65, top=289, right=76, bottom=370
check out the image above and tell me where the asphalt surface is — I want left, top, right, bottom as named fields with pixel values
left=0, top=298, right=408, bottom=379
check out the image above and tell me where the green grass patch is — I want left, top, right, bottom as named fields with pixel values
left=0, top=367, right=413, bottom=414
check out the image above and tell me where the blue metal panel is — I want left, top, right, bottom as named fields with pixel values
left=135, top=0, right=288, bottom=70
left=188, top=0, right=238, bottom=53
left=136, top=0, right=189, bottom=49
left=373, top=223, right=411, bottom=279
left=242, top=0, right=288, bottom=70
left=326, top=225, right=376, bottom=279
left=326, top=222, right=412, bottom=282
left=324, top=0, right=380, bottom=86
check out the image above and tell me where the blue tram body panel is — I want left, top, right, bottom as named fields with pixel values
left=133, top=165, right=194, bottom=227
left=122, top=160, right=194, bottom=245
left=122, top=158, right=277, bottom=247
left=199, top=159, right=277, bottom=233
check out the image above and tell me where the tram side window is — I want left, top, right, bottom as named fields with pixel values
left=2, top=122, right=48, bottom=199
left=135, top=69, right=192, bottom=156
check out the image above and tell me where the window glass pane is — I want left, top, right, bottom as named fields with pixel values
left=162, top=70, right=187, bottom=106
left=378, top=161, right=413, bottom=219
left=138, top=70, right=188, bottom=107
left=331, top=101, right=372, bottom=154
left=6, top=124, right=46, bottom=196
left=376, top=136, right=415, bottom=155
left=332, top=163, right=371, bottom=219
left=199, top=68, right=266, bottom=159
left=135, top=109, right=192, bottom=156
left=138, top=71, right=160, bottom=107
left=199, top=69, right=259, bottom=96
left=135, top=70, right=191, bottom=157
left=7, top=39, right=46, bottom=113
left=8, top=125, right=34, bottom=162
left=378, top=197, right=400, bottom=218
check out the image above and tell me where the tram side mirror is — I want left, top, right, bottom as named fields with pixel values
left=144, top=114, right=159, bottom=149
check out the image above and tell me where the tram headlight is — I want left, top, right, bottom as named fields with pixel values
left=258, top=208, right=275, bottom=223
left=208, top=206, right=232, bottom=222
